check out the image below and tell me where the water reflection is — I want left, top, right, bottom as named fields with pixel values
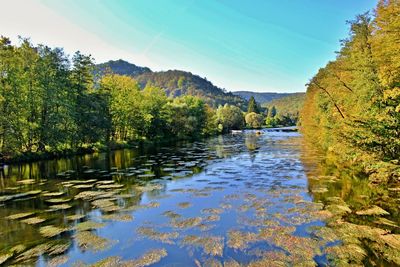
left=0, top=130, right=398, bottom=266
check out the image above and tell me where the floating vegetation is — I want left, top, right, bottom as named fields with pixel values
left=73, top=184, right=94, bottom=189
left=247, top=250, right=290, bottom=267
left=96, top=180, right=115, bottom=185
left=74, top=221, right=105, bottom=231
left=47, top=255, right=69, bottom=267
left=355, top=205, right=390, bottom=216
left=162, top=210, right=181, bottom=219
left=20, top=217, right=46, bottom=225
left=48, top=204, right=72, bottom=211
left=74, top=231, right=115, bottom=252
left=326, top=204, right=352, bottom=215
left=0, top=253, right=13, bottom=265
left=204, top=215, right=220, bottom=222
left=45, top=198, right=72, bottom=204
left=201, top=208, right=223, bottom=215
left=227, top=230, right=259, bottom=250
left=129, top=248, right=168, bottom=267
left=39, top=225, right=69, bottom=237
left=325, top=244, right=367, bottom=266
left=16, top=243, right=52, bottom=262
left=66, top=214, right=86, bottom=221
left=101, top=214, right=133, bottom=222
left=135, top=184, right=164, bottom=192
left=91, top=198, right=120, bottom=212
left=137, top=226, right=179, bottom=244
left=42, top=192, right=65, bottom=197
left=16, top=240, right=71, bottom=262
left=74, top=190, right=108, bottom=200
left=308, top=226, right=338, bottom=243
left=178, top=202, right=192, bottom=208
left=146, top=201, right=160, bottom=208
left=182, top=235, right=224, bottom=256
left=171, top=217, right=202, bottom=229
left=374, top=217, right=399, bottom=228
left=85, top=249, right=167, bottom=267
left=97, top=184, right=124, bottom=189
left=5, top=212, right=34, bottom=220
left=48, top=241, right=72, bottom=255
left=0, top=190, right=42, bottom=202
left=17, top=179, right=36, bottom=185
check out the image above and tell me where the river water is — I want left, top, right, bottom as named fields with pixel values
left=0, top=130, right=399, bottom=266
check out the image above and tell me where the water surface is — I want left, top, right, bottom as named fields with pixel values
left=0, top=130, right=398, bottom=266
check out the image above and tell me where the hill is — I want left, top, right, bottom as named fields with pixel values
left=263, top=93, right=305, bottom=124
left=95, top=60, right=246, bottom=108
left=233, top=91, right=292, bottom=104
left=95, top=59, right=151, bottom=77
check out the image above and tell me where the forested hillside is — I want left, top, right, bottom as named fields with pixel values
left=233, top=91, right=291, bottom=103
left=300, top=0, right=400, bottom=184
left=263, top=93, right=305, bottom=126
left=95, top=59, right=151, bottom=77
left=95, top=60, right=247, bottom=108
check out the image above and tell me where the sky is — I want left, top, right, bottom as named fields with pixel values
left=0, top=0, right=377, bottom=93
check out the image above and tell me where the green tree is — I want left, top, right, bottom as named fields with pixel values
left=216, top=104, right=245, bottom=133
left=245, top=112, right=263, bottom=128
left=247, top=96, right=260, bottom=113
left=99, top=74, right=142, bottom=142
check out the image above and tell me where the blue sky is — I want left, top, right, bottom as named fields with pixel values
left=1, top=0, right=377, bottom=92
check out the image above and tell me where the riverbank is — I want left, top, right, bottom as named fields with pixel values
left=0, top=136, right=202, bottom=165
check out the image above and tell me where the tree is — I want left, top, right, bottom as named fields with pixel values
left=163, top=95, right=206, bottom=139
left=99, top=74, right=142, bottom=142
left=269, top=106, right=277, bottom=118
left=216, top=104, right=245, bottom=133
left=247, top=96, right=260, bottom=113
left=245, top=112, right=263, bottom=128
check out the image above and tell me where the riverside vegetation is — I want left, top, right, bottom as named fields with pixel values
left=300, top=0, right=400, bottom=185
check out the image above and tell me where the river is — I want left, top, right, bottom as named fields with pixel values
left=0, top=129, right=398, bottom=266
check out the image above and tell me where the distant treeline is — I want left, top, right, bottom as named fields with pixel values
left=0, top=37, right=248, bottom=161
left=300, top=0, right=400, bottom=183
left=263, top=93, right=305, bottom=127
